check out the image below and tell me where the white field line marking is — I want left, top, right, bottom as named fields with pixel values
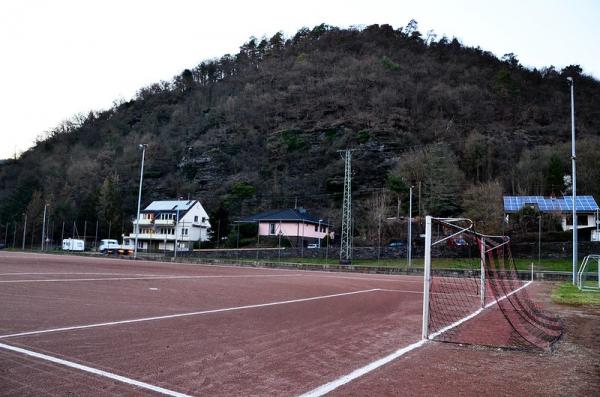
left=0, top=272, right=174, bottom=277
left=300, top=280, right=534, bottom=397
left=0, top=274, right=302, bottom=284
left=376, top=288, right=479, bottom=297
left=0, top=289, right=382, bottom=339
left=376, top=288, right=422, bottom=294
left=299, top=339, right=427, bottom=397
left=309, top=274, right=422, bottom=283
left=0, top=342, right=191, bottom=397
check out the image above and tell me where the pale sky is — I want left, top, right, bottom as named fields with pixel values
left=0, top=0, right=598, bottom=159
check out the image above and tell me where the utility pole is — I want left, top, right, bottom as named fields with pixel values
left=596, top=208, right=600, bottom=241
left=567, top=77, right=577, bottom=284
left=338, top=149, right=354, bottom=265
left=94, top=220, right=98, bottom=250
left=22, top=213, right=27, bottom=250
left=174, top=205, right=180, bottom=259
left=134, top=143, right=147, bottom=259
left=408, top=185, right=413, bottom=268
left=41, top=203, right=48, bottom=251
left=418, top=181, right=422, bottom=219
left=12, top=221, right=17, bottom=248
left=538, top=215, right=542, bottom=266
left=83, top=221, right=87, bottom=249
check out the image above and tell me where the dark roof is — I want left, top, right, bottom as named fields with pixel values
left=237, top=208, right=331, bottom=226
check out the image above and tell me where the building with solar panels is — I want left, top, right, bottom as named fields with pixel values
left=503, top=196, right=600, bottom=241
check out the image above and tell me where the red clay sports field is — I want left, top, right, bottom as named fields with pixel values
left=0, top=251, right=560, bottom=396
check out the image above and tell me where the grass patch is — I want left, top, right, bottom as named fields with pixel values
left=268, top=256, right=573, bottom=271
left=552, top=282, right=600, bottom=306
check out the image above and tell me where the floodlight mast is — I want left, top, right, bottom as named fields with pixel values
left=134, top=144, right=147, bottom=259
left=568, top=77, right=577, bottom=284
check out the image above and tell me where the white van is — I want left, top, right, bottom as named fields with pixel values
left=62, top=238, right=85, bottom=251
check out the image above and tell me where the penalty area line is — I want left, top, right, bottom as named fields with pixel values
left=0, top=342, right=191, bottom=397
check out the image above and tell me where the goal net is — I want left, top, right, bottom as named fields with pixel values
left=421, top=216, right=563, bottom=350
left=577, top=255, right=600, bottom=291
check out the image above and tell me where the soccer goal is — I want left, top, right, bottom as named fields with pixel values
left=421, top=216, right=563, bottom=351
left=577, top=255, right=600, bottom=291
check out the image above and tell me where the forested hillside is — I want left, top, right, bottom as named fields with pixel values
left=1, top=22, right=599, bottom=244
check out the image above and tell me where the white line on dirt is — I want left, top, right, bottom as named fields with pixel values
left=299, top=281, right=533, bottom=397
left=0, top=272, right=173, bottom=277
left=0, top=274, right=303, bottom=284
left=0, top=288, right=384, bottom=339
left=0, top=342, right=191, bottom=397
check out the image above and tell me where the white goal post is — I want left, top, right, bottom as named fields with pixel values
left=421, top=216, right=474, bottom=340
left=577, top=254, right=600, bottom=291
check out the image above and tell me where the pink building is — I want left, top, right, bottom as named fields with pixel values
left=238, top=208, right=334, bottom=243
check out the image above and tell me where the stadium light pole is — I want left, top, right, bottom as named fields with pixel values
left=567, top=77, right=577, bottom=284
left=134, top=144, right=147, bottom=259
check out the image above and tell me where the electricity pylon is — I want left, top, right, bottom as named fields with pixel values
left=338, top=149, right=354, bottom=265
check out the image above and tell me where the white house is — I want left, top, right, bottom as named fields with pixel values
left=125, top=200, right=210, bottom=252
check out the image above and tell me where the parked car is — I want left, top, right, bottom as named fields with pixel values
left=387, top=240, right=406, bottom=249
left=307, top=243, right=319, bottom=249
left=447, top=237, right=468, bottom=248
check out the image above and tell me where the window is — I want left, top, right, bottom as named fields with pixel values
left=567, top=216, right=590, bottom=226
left=182, top=228, right=188, bottom=236
left=194, top=216, right=199, bottom=222
left=315, top=225, right=318, bottom=232
left=269, top=223, right=276, bottom=235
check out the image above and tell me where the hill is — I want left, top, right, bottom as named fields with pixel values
left=1, top=22, right=599, bottom=243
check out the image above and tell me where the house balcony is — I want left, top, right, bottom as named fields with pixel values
left=127, top=233, right=193, bottom=241
left=154, top=219, right=175, bottom=226
left=133, top=218, right=154, bottom=226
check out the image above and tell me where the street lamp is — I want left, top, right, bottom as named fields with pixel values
left=41, top=203, right=48, bottom=251
left=567, top=77, right=577, bottom=284
left=318, top=219, right=323, bottom=248
left=134, top=144, right=147, bottom=259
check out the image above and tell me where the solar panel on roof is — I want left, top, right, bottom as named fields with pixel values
left=503, top=195, right=598, bottom=213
